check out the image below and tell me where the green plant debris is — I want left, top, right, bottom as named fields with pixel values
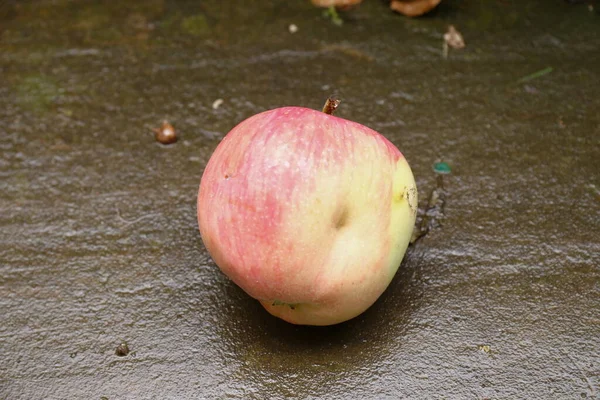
left=323, top=6, right=343, bottom=26
left=478, top=344, right=492, bottom=353
left=16, top=75, right=60, bottom=112
left=181, top=14, right=210, bottom=37
left=517, top=67, right=553, bottom=83
left=433, top=162, right=452, bottom=174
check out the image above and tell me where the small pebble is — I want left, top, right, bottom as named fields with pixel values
left=288, top=24, right=298, bottom=34
left=212, top=98, right=224, bottom=110
left=115, top=343, right=130, bottom=357
left=155, top=121, right=177, bottom=144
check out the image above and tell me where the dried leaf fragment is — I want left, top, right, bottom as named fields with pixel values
left=444, top=25, right=465, bottom=49
left=390, top=0, right=441, bottom=17
left=443, top=25, right=465, bottom=58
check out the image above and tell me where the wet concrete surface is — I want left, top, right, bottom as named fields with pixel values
left=1, top=0, right=599, bottom=398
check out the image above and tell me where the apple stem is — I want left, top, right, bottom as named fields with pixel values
left=322, top=95, right=341, bottom=115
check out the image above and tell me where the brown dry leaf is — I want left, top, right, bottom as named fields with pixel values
left=390, top=0, right=441, bottom=17
left=311, top=0, right=363, bottom=9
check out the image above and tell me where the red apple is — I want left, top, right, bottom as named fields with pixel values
left=197, top=106, right=417, bottom=325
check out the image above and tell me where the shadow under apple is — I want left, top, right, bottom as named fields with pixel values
left=203, top=243, right=428, bottom=397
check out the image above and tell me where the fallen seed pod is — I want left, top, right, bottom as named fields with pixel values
left=154, top=121, right=177, bottom=144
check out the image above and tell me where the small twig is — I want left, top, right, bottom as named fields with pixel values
left=411, top=175, right=446, bottom=244
left=322, top=95, right=341, bottom=115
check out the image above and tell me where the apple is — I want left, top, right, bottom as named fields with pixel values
left=197, top=105, right=417, bottom=326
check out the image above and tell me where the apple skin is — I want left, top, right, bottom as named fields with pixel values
left=197, top=107, right=417, bottom=326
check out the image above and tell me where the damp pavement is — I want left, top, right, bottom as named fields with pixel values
left=1, top=1, right=599, bottom=398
